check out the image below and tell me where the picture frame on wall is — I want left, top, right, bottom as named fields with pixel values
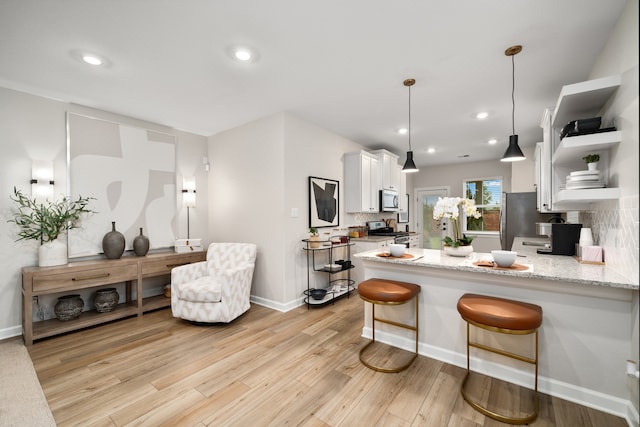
left=308, top=176, right=339, bottom=228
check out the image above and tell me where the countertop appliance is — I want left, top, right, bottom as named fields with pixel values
left=367, top=220, right=410, bottom=246
left=380, top=189, right=399, bottom=212
left=536, top=223, right=582, bottom=256
left=500, top=192, right=556, bottom=250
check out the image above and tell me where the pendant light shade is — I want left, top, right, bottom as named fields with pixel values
left=501, top=45, right=526, bottom=162
left=402, top=78, right=419, bottom=173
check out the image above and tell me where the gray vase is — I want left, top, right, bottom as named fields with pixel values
left=94, top=288, right=119, bottom=312
left=102, top=221, right=125, bottom=259
left=54, top=294, right=84, bottom=321
left=133, top=227, right=150, bottom=256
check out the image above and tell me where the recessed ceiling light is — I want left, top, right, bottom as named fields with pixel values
left=227, top=45, right=259, bottom=63
left=488, top=139, right=497, bottom=145
left=71, top=50, right=111, bottom=68
left=82, top=54, right=102, bottom=66
left=476, top=112, right=489, bottom=119
left=427, top=148, right=435, bottom=154
left=398, top=128, right=408, bottom=135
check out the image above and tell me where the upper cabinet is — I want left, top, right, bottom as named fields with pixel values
left=371, top=149, right=401, bottom=191
left=538, top=75, right=622, bottom=211
left=344, top=151, right=380, bottom=213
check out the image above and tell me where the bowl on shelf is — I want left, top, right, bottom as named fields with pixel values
left=309, top=288, right=327, bottom=300
left=389, top=244, right=407, bottom=257
left=491, top=250, right=517, bottom=267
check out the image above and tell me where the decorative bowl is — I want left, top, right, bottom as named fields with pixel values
left=491, top=250, right=517, bottom=267
left=309, top=288, right=327, bottom=300
left=389, top=244, right=407, bottom=257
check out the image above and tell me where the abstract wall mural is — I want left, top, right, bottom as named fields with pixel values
left=308, top=176, right=339, bottom=228
left=67, top=113, right=177, bottom=258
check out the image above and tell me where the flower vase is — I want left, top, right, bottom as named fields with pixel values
left=102, top=221, right=125, bottom=259
left=39, top=239, right=68, bottom=267
left=587, top=162, right=598, bottom=171
left=443, top=245, right=474, bottom=257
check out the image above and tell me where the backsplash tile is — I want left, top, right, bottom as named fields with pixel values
left=579, top=196, right=639, bottom=284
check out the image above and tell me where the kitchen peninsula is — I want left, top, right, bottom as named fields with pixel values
left=354, top=238, right=638, bottom=421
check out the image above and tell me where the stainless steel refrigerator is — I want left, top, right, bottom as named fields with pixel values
left=500, top=192, right=555, bottom=250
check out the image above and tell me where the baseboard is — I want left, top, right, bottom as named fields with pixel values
left=0, top=325, right=23, bottom=342
left=361, top=326, right=638, bottom=425
left=250, top=295, right=303, bottom=313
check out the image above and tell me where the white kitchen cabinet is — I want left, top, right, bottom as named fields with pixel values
left=538, top=75, right=622, bottom=211
left=351, top=239, right=394, bottom=285
left=409, top=234, right=421, bottom=248
left=371, top=149, right=400, bottom=191
left=344, top=151, right=380, bottom=213
left=536, top=109, right=554, bottom=212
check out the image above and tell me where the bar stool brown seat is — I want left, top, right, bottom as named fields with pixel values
left=457, top=293, right=543, bottom=425
left=358, top=278, right=421, bottom=373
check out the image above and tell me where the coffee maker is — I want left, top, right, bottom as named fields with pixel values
left=537, top=223, right=582, bottom=255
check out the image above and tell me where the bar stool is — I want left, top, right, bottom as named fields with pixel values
left=358, top=278, right=421, bottom=373
left=457, top=293, right=542, bottom=425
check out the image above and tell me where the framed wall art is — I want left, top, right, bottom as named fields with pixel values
left=308, top=176, right=339, bottom=228
left=67, top=112, right=177, bottom=258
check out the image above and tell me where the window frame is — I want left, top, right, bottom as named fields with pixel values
left=462, top=175, right=502, bottom=235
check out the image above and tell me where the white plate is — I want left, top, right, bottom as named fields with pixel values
left=564, top=183, right=606, bottom=189
left=570, top=170, right=600, bottom=176
left=567, top=175, right=602, bottom=182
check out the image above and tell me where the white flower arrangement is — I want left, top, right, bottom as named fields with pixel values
left=432, top=197, right=481, bottom=247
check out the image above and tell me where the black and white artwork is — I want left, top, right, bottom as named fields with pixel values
left=308, top=176, right=339, bottom=228
left=67, top=112, right=177, bottom=258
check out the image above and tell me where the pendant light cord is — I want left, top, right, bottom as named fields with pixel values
left=408, top=83, right=412, bottom=151
left=511, top=54, right=516, bottom=135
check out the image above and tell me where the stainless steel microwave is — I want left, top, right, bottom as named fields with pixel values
left=380, top=189, right=399, bottom=212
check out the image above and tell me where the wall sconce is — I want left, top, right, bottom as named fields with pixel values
left=31, top=160, right=54, bottom=202
left=182, top=177, right=196, bottom=238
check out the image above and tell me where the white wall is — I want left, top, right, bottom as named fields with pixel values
left=0, top=87, right=208, bottom=339
left=587, top=0, right=639, bottom=418
left=411, top=159, right=513, bottom=252
left=510, top=145, right=537, bottom=193
left=208, top=112, right=364, bottom=310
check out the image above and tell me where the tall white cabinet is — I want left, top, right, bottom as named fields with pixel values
left=344, top=151, right=381, bottom=213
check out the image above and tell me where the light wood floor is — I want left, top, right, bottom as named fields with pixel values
left=29, top=293, right=627, bottom=426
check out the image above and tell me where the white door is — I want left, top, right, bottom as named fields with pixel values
left=415, top=187, right=449, bottom=249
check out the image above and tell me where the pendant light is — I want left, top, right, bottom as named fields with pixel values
left=402, top=78, right=419, bottom=173
left=501, top=45, right=526, bottom=162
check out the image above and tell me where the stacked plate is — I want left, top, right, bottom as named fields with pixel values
left=565, top=170, right=605, bottom=189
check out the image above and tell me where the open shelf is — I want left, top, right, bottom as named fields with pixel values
left=32, top=301, right=138, bottom=341
left=552, top=75, right=621, bottom=128
left=555, top=187, right=621, bottom=203
left=143, top=294, right=172, bottom=312
left=552, top=131, right=621, bottom=164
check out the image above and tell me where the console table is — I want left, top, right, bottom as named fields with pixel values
left=21, top=250, right=206, bottom=345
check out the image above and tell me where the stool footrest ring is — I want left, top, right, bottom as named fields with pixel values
left=461, top=371, right=539, bottom=425
left=359, top=340, right=418, bottom=373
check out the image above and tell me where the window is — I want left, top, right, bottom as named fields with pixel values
left=463, top=177, right=502, bottom=233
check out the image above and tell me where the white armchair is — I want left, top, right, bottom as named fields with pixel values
left=171, top=242, right=257, bottom=323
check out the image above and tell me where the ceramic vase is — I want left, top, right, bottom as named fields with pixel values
left=133, top=227, right=150, bottom=256
left=587, top=162, right=599, bottom=171
left=443, top=245, right=474, bottom=257
left=38, top=239, right=68, bottom=267
left=102, top=221, right=125, bottom=259
left=54, top=294, right=84, bottom=321
left=94, top=288, right=119, bottom=312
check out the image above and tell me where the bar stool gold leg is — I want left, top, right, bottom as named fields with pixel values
left=460, top=321, right=539, bottom=425
left=359, top=294, right=419, bottom=373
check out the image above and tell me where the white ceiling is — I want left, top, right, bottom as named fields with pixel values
left=0, top=0, right=627, bottom=167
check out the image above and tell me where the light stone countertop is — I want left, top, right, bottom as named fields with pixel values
left=354, top=236, right=638, bottom=291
